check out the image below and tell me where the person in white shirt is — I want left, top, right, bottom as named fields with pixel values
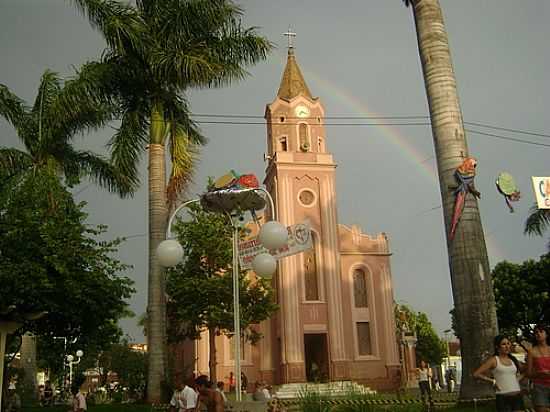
left=474, top=335, right=525, bottom=412
left=171, top=379, right=199, bottom=412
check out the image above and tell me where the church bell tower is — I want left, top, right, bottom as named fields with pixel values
left=263, top=33, right=351, bottom=383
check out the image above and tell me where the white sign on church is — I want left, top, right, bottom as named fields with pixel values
left=532, top=177, right=550, bottom=209
left=238, top=222, right=313, bottom=269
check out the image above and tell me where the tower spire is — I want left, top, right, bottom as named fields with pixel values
left=277, top=27, right=313, bottom=101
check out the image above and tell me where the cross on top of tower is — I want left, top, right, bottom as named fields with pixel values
left=283, top=27, right=296, bottom=50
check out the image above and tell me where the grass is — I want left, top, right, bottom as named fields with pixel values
left=22, top=405, right=152, bottom=412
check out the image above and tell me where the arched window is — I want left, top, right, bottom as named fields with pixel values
left=299, top=123, right=309, bottom=151
left=353, top=269, right=368, bottom=308
left=304, top=237, right=319, bottom=301
left=279, top=136, right=288, bottom=152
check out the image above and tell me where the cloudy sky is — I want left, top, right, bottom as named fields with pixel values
left=1, top=0, right=548, bottom=341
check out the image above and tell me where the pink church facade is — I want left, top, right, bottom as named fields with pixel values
left=190, top=47, right=401, bottom=391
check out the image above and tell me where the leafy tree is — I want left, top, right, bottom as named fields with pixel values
left=166, top=202, right=278, bottom=382
left=0, top=68, right=136, bottom=399
left=395, top=304, right=447, bottom=366
left=402, top=0, right=497, bottom=399
left=0, top=171, right=135, bottom=369
left=70, top=0, right=272, bottom=400
left=96, top=339, right=148, bottom=398
left=492, top=253, right=550, bottom=343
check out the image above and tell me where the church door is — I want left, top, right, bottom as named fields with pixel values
left=304, top=333, right=329, bottom=382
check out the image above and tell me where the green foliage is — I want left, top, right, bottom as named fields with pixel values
left=395, top=304, right=447, bottom=365
left=492, top=253, right=550, bottom=342
left=414, top=312, right=447, bottom=366
left=0, top=171, right=135, bottom=363
left=71, top=0, right=273, bottom=202
left=166, top=202, right=278, bottom=341
left=97, top=339, right=148, bottom=396
left=524, top=203, right=550, bottom=250
left=0, top=70, right=135, bottom=197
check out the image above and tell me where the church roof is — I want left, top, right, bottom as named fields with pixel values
left=277, top=48, right=313, bottom=101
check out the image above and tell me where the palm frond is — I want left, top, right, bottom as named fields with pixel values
left=32, top=70, right=62, bottom=116
left=60, top=146, right=137, bottom=197
left=47, top=67, right=119, bottom=145
left=0, top=84, right=29, bottom=134
left=166, top=128, right=200, bottom=206
left=0, top=147, right=33, bottom=178
left=148, top=0, right=271, bottom=89
left=71, top=0, right=149, bottom=58
left=525, top=203, right=550, bottom=236
left=108, top=108, right=149, bottom=187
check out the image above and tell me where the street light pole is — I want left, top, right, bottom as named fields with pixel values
left=231, top=221, right=242, bottom=401
left=156, top=186, right=286, bottom=403
left=66, top=350, right=83, bottom=389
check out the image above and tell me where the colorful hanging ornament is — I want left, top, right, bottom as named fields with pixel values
left=496, top=172, right=521, bottom=213
left=449, top=157, right=480, bottom=241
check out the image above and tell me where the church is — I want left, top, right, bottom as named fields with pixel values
left=189, top=43, right=401, bottom=391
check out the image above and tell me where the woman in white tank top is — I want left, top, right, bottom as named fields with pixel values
left=474, top=335, right=525, bottom=412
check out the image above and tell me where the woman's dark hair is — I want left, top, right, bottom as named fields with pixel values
left=533, top=324, right=550, bottom=346
left=493, top=335, right=520, bottom=371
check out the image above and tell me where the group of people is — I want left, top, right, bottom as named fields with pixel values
left=414, top=324, right=550, bottom=412
left=473, top=324, right=550, bottom=412
left=169, top=373, right=275, bottom=412
left=170, top=375, right=230, bottom=412
left=415, top=360, right=455, bottom=403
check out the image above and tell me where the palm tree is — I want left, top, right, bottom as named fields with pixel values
left=525, top=204, right=550, bottom=250
left=0, top=69, right=135, bottom=400
left=70, top=0, right=272, bottom=401
left=0, top=69, right=134, bottom=198
left=403, top=0, right=498, bottom=399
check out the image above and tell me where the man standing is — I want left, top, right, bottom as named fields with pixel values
left=196, top=376, right=224, bottom=412
left=170, top=378, right=198, bottom=412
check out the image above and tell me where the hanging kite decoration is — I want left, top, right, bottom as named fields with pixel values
left=201, top=170, right=263, bottom=213
left=496, top=172, right=521, bottom=213
left=449, top=157, right=481, bottom=241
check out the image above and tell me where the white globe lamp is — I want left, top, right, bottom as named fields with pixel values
left=252, top=253, right=277, bottom=278
left=156, top=239, right=184, bottom=267
left=76, top=350, right=84, bottom=358
left=66, top=355, right=74, bottom=362
left=259, top=221, right=288, bottom=250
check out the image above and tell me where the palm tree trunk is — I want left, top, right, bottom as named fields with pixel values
left=409, top=0, right=498, bottom=399
left=208, top=327, right=217, bottom=383
left=146, top=104, right=169, bottom=403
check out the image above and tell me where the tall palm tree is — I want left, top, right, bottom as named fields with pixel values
left=70, top=0, right=272, bottom=401
left=525, top=204, right=550, bottom=250
left=403, top=0, right=498, bottom=399
left=0, top=69, right=135, bottom=399
left=0, top=69, right=134, bottom=198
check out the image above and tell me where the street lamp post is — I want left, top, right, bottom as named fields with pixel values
left=66, top=350, right=84, bottom=389
left=156, top=187, right=287, bottom=402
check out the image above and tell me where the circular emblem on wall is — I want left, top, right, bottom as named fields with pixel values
left=298, top=189, right=316, bottom=207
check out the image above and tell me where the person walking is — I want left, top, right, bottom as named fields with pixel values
left=527, top=324, right=550, bottom=412
left=474, top=335, right=524, bottom=412
left=445, top=368, right=456, bottom=393
left=417, top=360, right=432, bottom=404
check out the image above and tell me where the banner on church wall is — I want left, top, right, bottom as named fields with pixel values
left=238, top=221, right=313, bottom=269
left=532, top=177, right=550, bottom=209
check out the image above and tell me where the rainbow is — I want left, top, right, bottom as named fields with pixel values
left=302, top=68, right=505, bottom=264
